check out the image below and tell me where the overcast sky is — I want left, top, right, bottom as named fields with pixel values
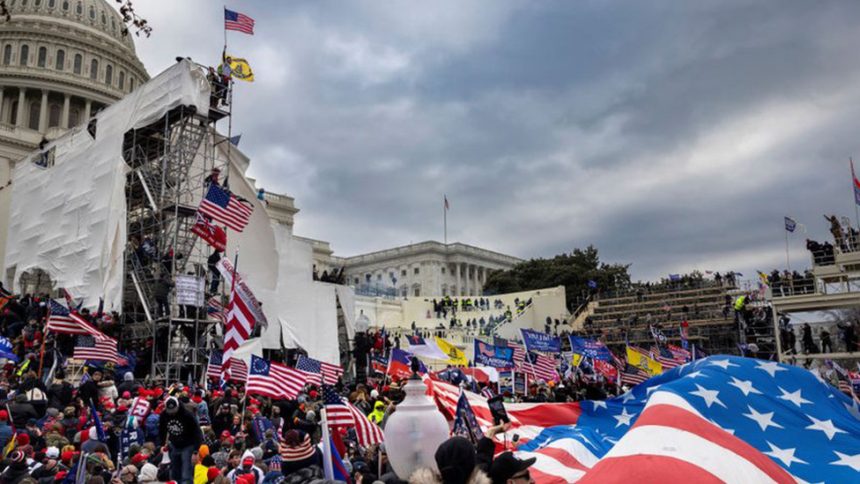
left=129, top=0, right=860, bottom=281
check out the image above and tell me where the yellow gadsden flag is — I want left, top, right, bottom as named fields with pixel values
left=626, top=346, right=663, bottom=376
left=227, top=55, right=254, bottom=82
left=435, top=337, right=468, bottom=366
left=571, top=353, right=583, bottom=368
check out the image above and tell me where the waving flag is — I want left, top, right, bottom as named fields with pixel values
left=429, top=356, right=860, bottom=483
left=47, top=300, right=106, bottom=338
left=246, top=356, right=305, bottom=399
left=224, top=8, right=255, bottom=35
left=388, top=348, right=426, bottom=380
left=523, top=352, right=558, bottom=382
left=198, top=183, right=253, bottom=232
left=406, top=335, right=449, bottom=361
left=221, top=282, right=255, bottom=382
left=626, top=346, right=662, bottom=376
left=784, top=216, right=797, bottom=233
left=191, top=213, right=227, bottom=252
left=322, top=385, right=384, bottom=447
left=296, top=355, right=344, bottom=385
left=73, top=335, right=118, bottom=363
left=206, top=351, right=247, bottom=382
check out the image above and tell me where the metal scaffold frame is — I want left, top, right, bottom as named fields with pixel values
left=121, top=98, right=231, bottom=383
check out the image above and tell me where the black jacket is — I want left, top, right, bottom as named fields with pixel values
left=158, top=407, right=203, bottom=447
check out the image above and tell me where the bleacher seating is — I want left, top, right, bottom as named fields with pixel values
left=579, top=281, right=745, bottom=355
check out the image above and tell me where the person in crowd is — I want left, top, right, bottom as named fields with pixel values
left=160, top=396, right=203, bottom=484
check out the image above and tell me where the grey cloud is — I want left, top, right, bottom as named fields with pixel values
left=130, top=0, right=860, bottom=282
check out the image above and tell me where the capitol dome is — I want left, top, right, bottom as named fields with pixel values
left=0, top=0, right=149, bottom=156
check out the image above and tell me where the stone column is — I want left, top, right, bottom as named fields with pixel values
left=455, top=263, right=461, bottom=297
left=38, top=90, right=48, bottom=132
left=83, top=99, right=91, bottom=122
left=61, top=94, right=70, bottom=128
left=15, top=88, right=26, bottom=127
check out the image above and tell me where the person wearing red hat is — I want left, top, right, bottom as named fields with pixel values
left=226, top=450, right=263, bottom=484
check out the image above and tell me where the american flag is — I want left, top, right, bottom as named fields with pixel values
left=296, top=355, right=344, bottom=386
left=619, top=362, right=649, bottom=386
left=73, top=335, right=118, bottom=363
left=198, top=183, right=253, bottom=232
left=207, top=297, right=226, bottom=323
left=322, top=384, right=384, bottom=447
left=47, top=300, right=109, bottom=340
left=224, top=8, right=255, bottom=35
left=667, top=343, right=691, bottom=362
left=481, top=387, right=495, bottom=399
left=429, top=357, right=860, bottom=483
left=206, top=351, right=248, bottom=382
left=504, top=340, right=526, bottom=368
left=522, top=351, right=558, bottom=382
left=650, top=346, right=682, bottom=370
left=221, top=284, right=255, bottom=382
left=246, top=355, right=306, bottom=399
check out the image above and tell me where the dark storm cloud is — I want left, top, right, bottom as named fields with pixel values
left=131, top=0, right=860, bottom=281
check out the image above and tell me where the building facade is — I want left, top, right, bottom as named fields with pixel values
left=0, top=0, right=149, bottom=270
left=331, top=241, right=521, bottom=297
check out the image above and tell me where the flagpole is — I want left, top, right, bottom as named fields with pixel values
left=785, top=227, right=791, bottom=272
left=852, top=158, right=860, bottom=232
left=443, top=195, right=448, bottom=245
left=321, top=408, right=335, bottom=481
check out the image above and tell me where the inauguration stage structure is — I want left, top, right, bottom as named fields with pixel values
left=4, top=60, right=355, bottom=382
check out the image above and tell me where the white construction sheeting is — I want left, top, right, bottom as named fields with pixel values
left=4, top=60, right=210, bottom=311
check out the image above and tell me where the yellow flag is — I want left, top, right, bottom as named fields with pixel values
left=435, top=337, right=468, bottom=366
left=626, top=346, right=663, bottom=376
left=227, top=56, right=254, bottom=82
left=571, top=353, right=583, bottom=368
left=2, top=436, right=14, bottom=458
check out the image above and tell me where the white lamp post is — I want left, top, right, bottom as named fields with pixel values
left=384, top=358, right=450, bottom=480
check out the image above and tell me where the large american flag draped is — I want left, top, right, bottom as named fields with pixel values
left=322, top=384, right=384, bottom=447
left=198, top=183, right=253, bottom=232
left=206, top=351, right=248, bottom=382
left=73, top=335, right=118, bottom=363
left=296, top=355, right=344, bottom=386
left=650, top=346, right=683, bottom=370
left=246, top=356, right=305, bottom=399
left=429, top=356, right=860, bottom=483
left=221, top=283, right=255, bottom=382
left=224, top=8, right=255, bottom=35
left=47, top=300, right=109, bottom=340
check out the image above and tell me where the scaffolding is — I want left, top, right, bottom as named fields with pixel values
left=121, top=97, right=231, bottom=383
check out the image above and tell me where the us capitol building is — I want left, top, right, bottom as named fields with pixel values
left=0, top=0, right=521, bottom=297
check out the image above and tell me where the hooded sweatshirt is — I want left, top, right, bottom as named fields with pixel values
left=368, top=401, right=386, bottom=424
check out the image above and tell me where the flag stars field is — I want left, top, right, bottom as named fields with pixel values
left=777, top=387, right=813, bottom=408
left=805, top=415, right=847, bottom=441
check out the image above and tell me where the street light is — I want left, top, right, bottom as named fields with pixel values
left=384, top=358, right=450, bottom=479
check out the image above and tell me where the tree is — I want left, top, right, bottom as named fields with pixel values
left=483, top=246, right=630, bottom=309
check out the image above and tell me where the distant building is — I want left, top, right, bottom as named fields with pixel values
left=325, top=241, right=522, bottom=297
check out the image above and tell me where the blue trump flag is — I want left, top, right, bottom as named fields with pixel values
left=474, top=340, right=514, bottom=368
left=520, top=328, right=561, bottom=353
left=569, top=336, right=613, bottom=361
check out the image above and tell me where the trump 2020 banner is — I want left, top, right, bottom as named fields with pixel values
left=474, top=340, right=514, bottom=368
left=520, top=328, right=561, bottom=353
left=569, top=336, right=614, bottom=361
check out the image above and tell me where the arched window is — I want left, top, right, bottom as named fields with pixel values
left=55, top=49, right=64, bottom=70
left=21, top=0, right=28, bottom=6
left=49, top=0, right=56, bottom=8
left=73, top=53, right=81, bottom=74
left=88, top=5, right=94, bottom=20
left=3, top=45, right=11, bottom=65
left=75, top=1, right=82, bottom=15
left=90, top=58, right=98, bottom=80
left=19, top=44, right=28, bottom=66
left=118, top=71, right=125, bottom=90
left=35, top=0, right=42, bottom=6
left=101, top=11, right=106, bottom=25
left=48, top=103, right=61, bottom=127
left=69, top=108, right=80, bottom=126
left=105, top=64, right=112, bottom=86
left=28, top=102, right=40, bottom=130
left=129, top=77, right=135, bottom=91
left=111, top=17, right=115, bottom=31
left=37, top=46, right=46, bottom=67
left=62, top=0, right=69, bottom=11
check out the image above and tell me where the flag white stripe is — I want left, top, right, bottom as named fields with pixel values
left=519, top=452, right=587, bottom=483
left=601, top=424, right=780, bottom=483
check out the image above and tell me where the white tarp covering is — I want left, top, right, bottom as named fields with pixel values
left=334, top=284, right=356, bottom=340
left=4, top=60, right=210, bottom=311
